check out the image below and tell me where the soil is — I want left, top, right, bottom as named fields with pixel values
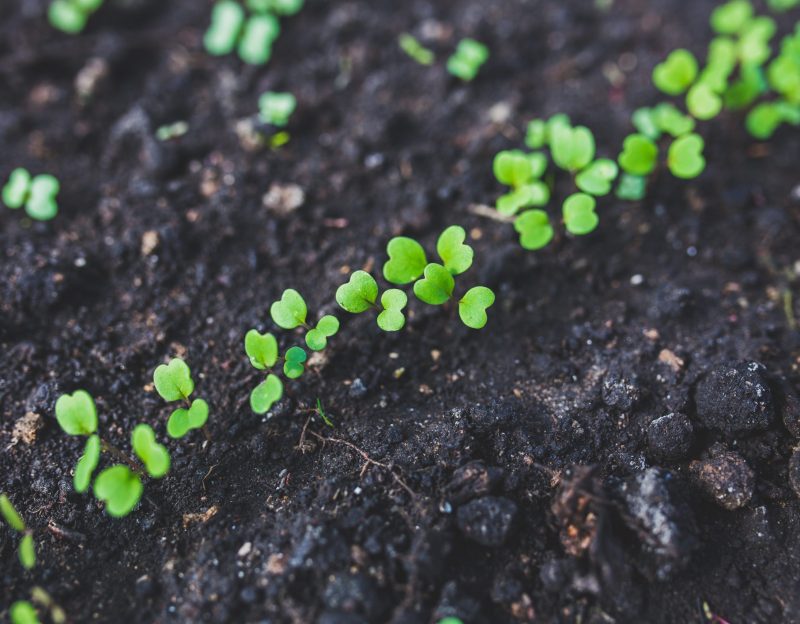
left=2, top=0, right=800, bottom=623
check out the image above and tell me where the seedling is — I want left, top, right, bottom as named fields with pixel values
left=618, top=134, right=658, bottom=176
left=132, top=425, right=171, bottom=478
left=306, top=315, right=340, bottom=350
left=377, top=289, right=408, bottom=331
left=0, top=494, right=35, bottom=570
left=446, top=38, right=489, bottom=81
left=525, top=113, right=571, bottom=149
left=493, top=150, right=549, bottom=215
left=399, top=33, right=434, bottom=65
left=93, top=465, right=143, bottom=518
left=616, top=173, right=647, bottom=201
left=11, top=601, right=40, bottom=624
left=550, top=124, right=596, bottom=172
left=259, top=91, right=296, bottom=127
left=575, top=159, right=619, bottom=196
left=156, top=121, right=189, bottom=141
left=2, top=168, right=60, bottom=221
left=247, top=0, right=304, bottom=15
left=653, top=49, right=699, bottom=95
left=667, top=133, right=706, bottom=178
left=562, top=193, right=599, bottom=236
left=314, top=398, right=334, bottom=427
left=414, top=263, right=454, bottom=305
left=48, top=0, right=103, bottom=34
left=514, top=209, right=554, bottom=251
left=153, top=358, right=210, bottom=439
left=458, top=286, right=496, bottom=329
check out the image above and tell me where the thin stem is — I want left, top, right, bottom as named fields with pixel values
left=99, top=438, right=144, bottom=477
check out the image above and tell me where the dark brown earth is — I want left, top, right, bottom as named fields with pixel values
left=2, top=0, right=800, bottom=622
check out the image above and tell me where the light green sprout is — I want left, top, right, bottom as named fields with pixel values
left=618, top=134, right=658, bottom=176
left=74, top=435, right=100, bottom=493
left=413, top=263, right=454, bottom=305
left=514, top=209, right=554, bottom=250
left=399, top=33, right=434, bottom=65
left=493, top=150, right=549, bottom=215
left=259, top=91, right=296, bottom=127
left=154, top=358, right=210, bottom=439
left=2, top=169, right=60, bottom=221
left=562, top=193, right=598, bottom=236
left=575, top=159, right=619, bottom=196
left=686, top=83, right=723, bottom=119
left=437, top=225, right=474, bottom=275
left=616, top=174, right=647, bottom=201
left=283, top=346, right=307, bottom=378
left=250, top=374, right=283, bottom=414
left=239, top=14, right=281, bottom=64
left=48, top=0, right=103, bottom=34
left=653, top=49, right=699, bottom=95
left=377, top=290, right=408, bottom=331
left=270, top=288, right=308, bottom=329
left=0, top=494, right=36, bottom=570
left=205, top=0, right=294, bottom=65
left=204, top=1, right=245, bottom=56
left=132, top=425, right=171, bottom=478
left=550, top=124, right=596, bottom=172
left=711, top=0, right=753, bottom=35
left=245, top=330, right=278, bottom=369
left=306, top=315, right=340, bottom=351
left=336, top=271, right=379, bottom=312
left=10, top=601, right=40, bottom=624
left=383, top=237, right=427, bottom=284
left=446, top=38, right=489, bottom=81
left=525, top=113, right=571, bottom=149
left=458, top=286, right=495, bottom=329
left=93, top=465, right=143, bottom=518
left=667, top=134, right=706, bottom=178
left=55, top=390, right=98, bottom=436
left=248, top=0, right=304, bottom=15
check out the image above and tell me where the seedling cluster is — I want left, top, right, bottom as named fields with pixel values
left=2, top=169, right=60, bottom=221
left=48, top=0, right=103, bottom=34
left=397, top=34, right=489, bottom=81
left=204, top=0, right=303, bottom=65
left=1, top=495, right=35, bottom=571
left=259, top=91, right=297, bottom=127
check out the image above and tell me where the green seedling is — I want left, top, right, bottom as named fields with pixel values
left=55, top=390, right=98, bottom=436
left=437, top=225, right=474, bottom=275
left=711, top=0, right=753, bottom=35
left=686, top=83, right=723, bottom=119
left=239, top=14, right=281, bottom=64
left=48, top=0, right=103, bottom=34
left=205, top=0, right=288, bottom=65
left=413, top=263, right=455, bottom=305
left=377, top=289, right=408, bottom=331
left=667, top=133, right=706, bottom=178
left=525, top=113, right=571, bottom=149
left=514, top=209, right=554, bottom=250
left=496, top=184, right=550, bottom=216
left=259, top=91, right=296, bottom=127
left=575, top=159, right=619, bottom=196
left=653, top=103, right=696, bottom=137
left=399, top=33, right=434, bottom=65
left=493, top=150, right=549, bottom=215
left=458, top=286, right=495, bottom=329
left=738, top=16, right=776, bottom=66
left=204, top=1, right=245, bottom=55
left=13, top=589, right=64, bottom=624
left=306, top=315, right=340, bottom=351
left=74, top=435, right=100, bottom=493
left=446, top=38, right=489, bottom=81
left=618, top=134, right=658, bottom=176
left=562, top=193, right=598, bottom=235
left=314, top=398, right=334, bottom=427
left=156, top=121, right=189, bottom=141
left=1, top=494, right=36, bottom=570
left=551, top=124, right=595, bottom=172
left=725, top=64, right=767, bottom=109
left=336, top=270, right=380, bottom=312
left=93, top=465, right=143, bottom=518
left=245, top=329, right=278, bottom=369
left=250, top=374, right=283, bottom=414
left=270, top=288, right=308, bottom=328
left=247, top=0, right=304, bottom=15
left=384, top=237, right=427, bottom=284
left=10, top=601, right=40, bottom=624
left=154, top=358, right=210, bottom=439
left=132, top=425, right=171, bottom=478
left=616, top=173, right=647, bottom=201
left=653, top=49, right=699, bottom=95
left=2, top=168, right=60, bottom=221
left=746, top=101, right=800, bottom=138
left=283, top=346, right=307, bottom=378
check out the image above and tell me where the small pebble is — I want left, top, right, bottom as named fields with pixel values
left=690, top=449, right=754, bottom=510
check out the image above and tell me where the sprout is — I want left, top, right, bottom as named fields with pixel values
left=270, top=288, right=308, bottom=329
left=667, top=133, right=706, bottom=179
left=1, top=169, right=60, bottom=221
left=48, top=0, right=103, bottom=34
left=437, top=225, right=474, bottom=275
left=156, top=121, right=189, bottom=141
left=618, top=134, right=658, bottom=176
left=525, top=113, right=571, bottom=149
left=239, top=14, right=280, bottom=64
left=383, top=237, right=427, bottom=284
left=686, top=83, right=723, bottom=120
left=377, top=290, right=408, bottom=331
left=250, top=374, right=283, bottom=414
left=398, top=33, right=434, bottom=66
left=245, top=330, right=278, bottom=369
left=0, top=494, right=26, bottom=532
left=413, top=263, right=454, bottom=305
left=93, top=465, right=143, bottom=518
left=336, top=271, right=379, bottom=312
left=205, top=0, right=293, bottom=65
left=746, top=101, right=800, bottom=139
left=204, top=1, right=246, bottom=56
left=562, top=193, right=598, bottom=236
left=259, top=91, right=296, bottom=127
left=551, top=124, right=595, bottom=172
left=458, top=286, right=496, bottom=329
left=493, top=151, right=549, bottom=215
left=10, top=601, right=40, bottom=624
left=132, top=425, right=171, bottom=478
left=446, top=38, right=489, bottom=81
left=55, top=390, right=98, bottom=436
left=616, top=174, right=647, bottom=201
left=1, top=494, right=36, bottom=571
left=711, top=0, right=753, bottom=35
left=653, top=103, right=696, bottom=137
left=248, top=0, right=304, bottom=14
left=167, top=399, right=209, bottom=439
left=154, top=358, right=210, bottom=439
left=73, top=435, right=100, bottom=493
left=724, top=64, right=767, bottom=109
left=306, top=315, right=340, bottom=351
left=653, top=49, right=699, bottom=95
left=514, top=209, right=554, bottom=250
left=283, top=346, right=307, bottom=378
left=575, top=158, right=619, bottom=196
left=738, top=17, right=776, bottom=66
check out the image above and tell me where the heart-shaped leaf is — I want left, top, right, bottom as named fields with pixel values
left=25, top=175, right=59, bottom=221
left=513, top=209, right=554, bottom=251
left=496, top=182, right=550, bottom=215
left=525, top=119, right=547, bottom=149
left=653, top=103, right=696, bottom=137
left=259, top=91, right=296, bottom=127
left=383, top=237, right=427, bottom=285
left=575, top=159, right=619, bottom=196
left=204, top=0, right=246, bottom=55
left=306, top=315, right=340, bottom=351
left=93, top=465, right=143, bottom=518
left=48, top=0, right=89, bottom=34
left=245, top=330, right=278, bottom=370
left=668, top=133, right=706, bottom=179
left=153, top=358, right=194, bottom=402
left=283, top=346, right=307, bottom=379
left=167, top=398, right=209, bottom=438
left=738, top=17, right=776, bottom=66
left=18, top=534, right=35, bottom=570
left=238, top=14, right=280, bottom=65
left=562, top=193, right=599, bottom=236
left=437, top=225, right=474, bottom=275
left=74, top=434, right=101, bottom=493
left=459, top=286, right=496, bottom=329
left=616, top=174, right=647, bottom=201
left=711, top=0, right=753, bottom=35
left=493, top=150, right=537, bottom=187
left=336, top=271, right=378, bottom=313
left=0, top=495, right=26, bottom=532
left=618, top=134, right=658, bottom=176
left=132, top=424, right=171, bottom=478
left=686, top=83, right=723, bottom=120
left=551, top=125, right=595, bottom=172
left=413, top=263, right=454, bottom=305
left=377, top=289, right=407, bottom=332
left=250, top=374, right=283, bottom=414
left=653, top=49, right=698, bottom=95
left=2, top=168, right=31, bottom=209
left=632, top=107, right=661, bottom=140
left=55, top=390, right=98, bottom=436
left=270, top=289, right=308, bottom=329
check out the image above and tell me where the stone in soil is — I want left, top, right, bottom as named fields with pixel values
left=456, top=496, right=517, bottom=547
left=788, top=447, right=800, bottom=499
left=694, top=361, right=774, bottom=434
left=446, top=460, right=504, bottom=504
left=690, top=448, right=755, bottom=510
left=647, top=412, right=694, bottom=461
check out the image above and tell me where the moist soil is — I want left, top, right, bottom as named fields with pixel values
left=2, top=0, right=800, bottom=622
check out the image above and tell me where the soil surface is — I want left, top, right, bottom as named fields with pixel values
left=2, top=1, right=800, bottom=623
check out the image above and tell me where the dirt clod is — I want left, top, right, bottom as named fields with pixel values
left=456, top=496, right=518, bottom=547
left=690, top=448, right=755, bottom=510
left=694, top=361, right=774, bottom=434
left=647, top=412, right=694, bottom=461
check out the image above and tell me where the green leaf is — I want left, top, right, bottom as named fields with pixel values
left=259, top=91, right=296, bottom=127
left=306, top=315, right=340, bottom=351
left=55, top=390, right=98, bottom=436
left=74, top=434, right=101, bottom=493
left=545, top=114, right=572, bottom=147
left=377, top=289, right=407, bottom=332
left=10, top=601, right=40, bottom=624
left=446, top=38, right=489, bottom=81
left=551, top=125, right=595, bottom=172
left=618, top=134, right=658, bottom=176
left=632, top=108, right=661, bottom=140
left=250, top=374, right=284, bottom=414
left=496, top=183, right=550, bottom=215
left=283, top=346, right=307, bottom=379
left=93, top=465, right=143, bottom=518
left=0, top=495, right=26, bottom=532
left=616, top=174, right=647, bottom=201
left=745, top=102, right=782, bottom=139
left=383, top=237, right=427, bottom=284
left=514, top=209, right=554, bottom=251
left=245, top=330, right=279, bottom=370
left=2, top=168, right=31, bottom=209
left=724, top=64, right=766, bottom=109
left=270, top=289, right=308, bottom=329
left=562, top=193, right=598, bottom=236
left=413, top=263, right=455, bottom=305
left=668, top=134, right=706, bottom=179
left=437, top=225, right=473, bottom=275
left=653, top=103, right=696, bottom=137
left=336, top=271, right=379, bottom=313
left=653, top=49, right=698, bottom=95
left=738, top=17, right=776, bottom=66
left=493, top=150, right=534, bottom=187
left=525, top=119, right=547, bottom=149
left=167, top=399, right=209, bottom=439
left=132, top=424, right=171, bottom=478
left=153, top=358, right=194, bottom=402
left=204, top=1, right=246, bottom=56
left=25, top=175, right=59, bottom=221
left=48, top=0, right=88, bottom=34
left=686, top=83, right=722, bottom=120
left=19, top=533, right=35, bottom=570
left=458, top=286, right=496, bottom=329
left=238, top=14, right=280, bottom=65
left=264, top=0, right=304, bottom=15
left=398, top=33, right=435, bottom=65
left=711, top=0, right=753, bottom=35
left=575, top=159, right=619, bottom=196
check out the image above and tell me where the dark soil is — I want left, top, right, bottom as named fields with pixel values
left=2, top=0, right=800, bottom=622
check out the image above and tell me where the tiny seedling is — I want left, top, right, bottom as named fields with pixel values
left=616, top=173, right=647, bottom=201
left=156, top=121, right=189, bottom=141
left=49, top=0, right=103, bottom=34
left=667, top=133, right=706, bottom=179
left=514, top=209, right=554, bottom=251
left=93, top=465, right=143, bottom=518
left=248, top=0, right=304, bottom=15
left=10, top=601, right=40, bottom=624
left=575, top=159, right=619, bottom=196
left=399, top=33, right=434, bottom=65
left=315, top=398, right=334, bottom=427
left=2, top=168, right=60, bottom=221
left=205, top=0, right=291, bottom=65
left=413, top=263, right=455, bottom=305
left=493, top=150, right=549, bottom=215
left=153, top=358, right=210, bottom=439
left=562, top=193, right=599, bottom=236
left=618, top=134, right=658, bottom=176
left=306, top=315, right=340, bottom=350
left=132, top=425, right=171, bottom=478
left=525, top=113, right=571, bottom=149
left=446, top=38, right=489, bottom=81
left=377, top=289, right=408, bottom=331
left=550, top=124, right=596, bottom=172
left=259, top=91, right=297, bottom=127
left=0, top=494, right=36, bottom=571
left=458, top=286, right=496, bottom=329
left=653, top=49, right=699, bottom=95
left=283, top=345, right=307, bottom=378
